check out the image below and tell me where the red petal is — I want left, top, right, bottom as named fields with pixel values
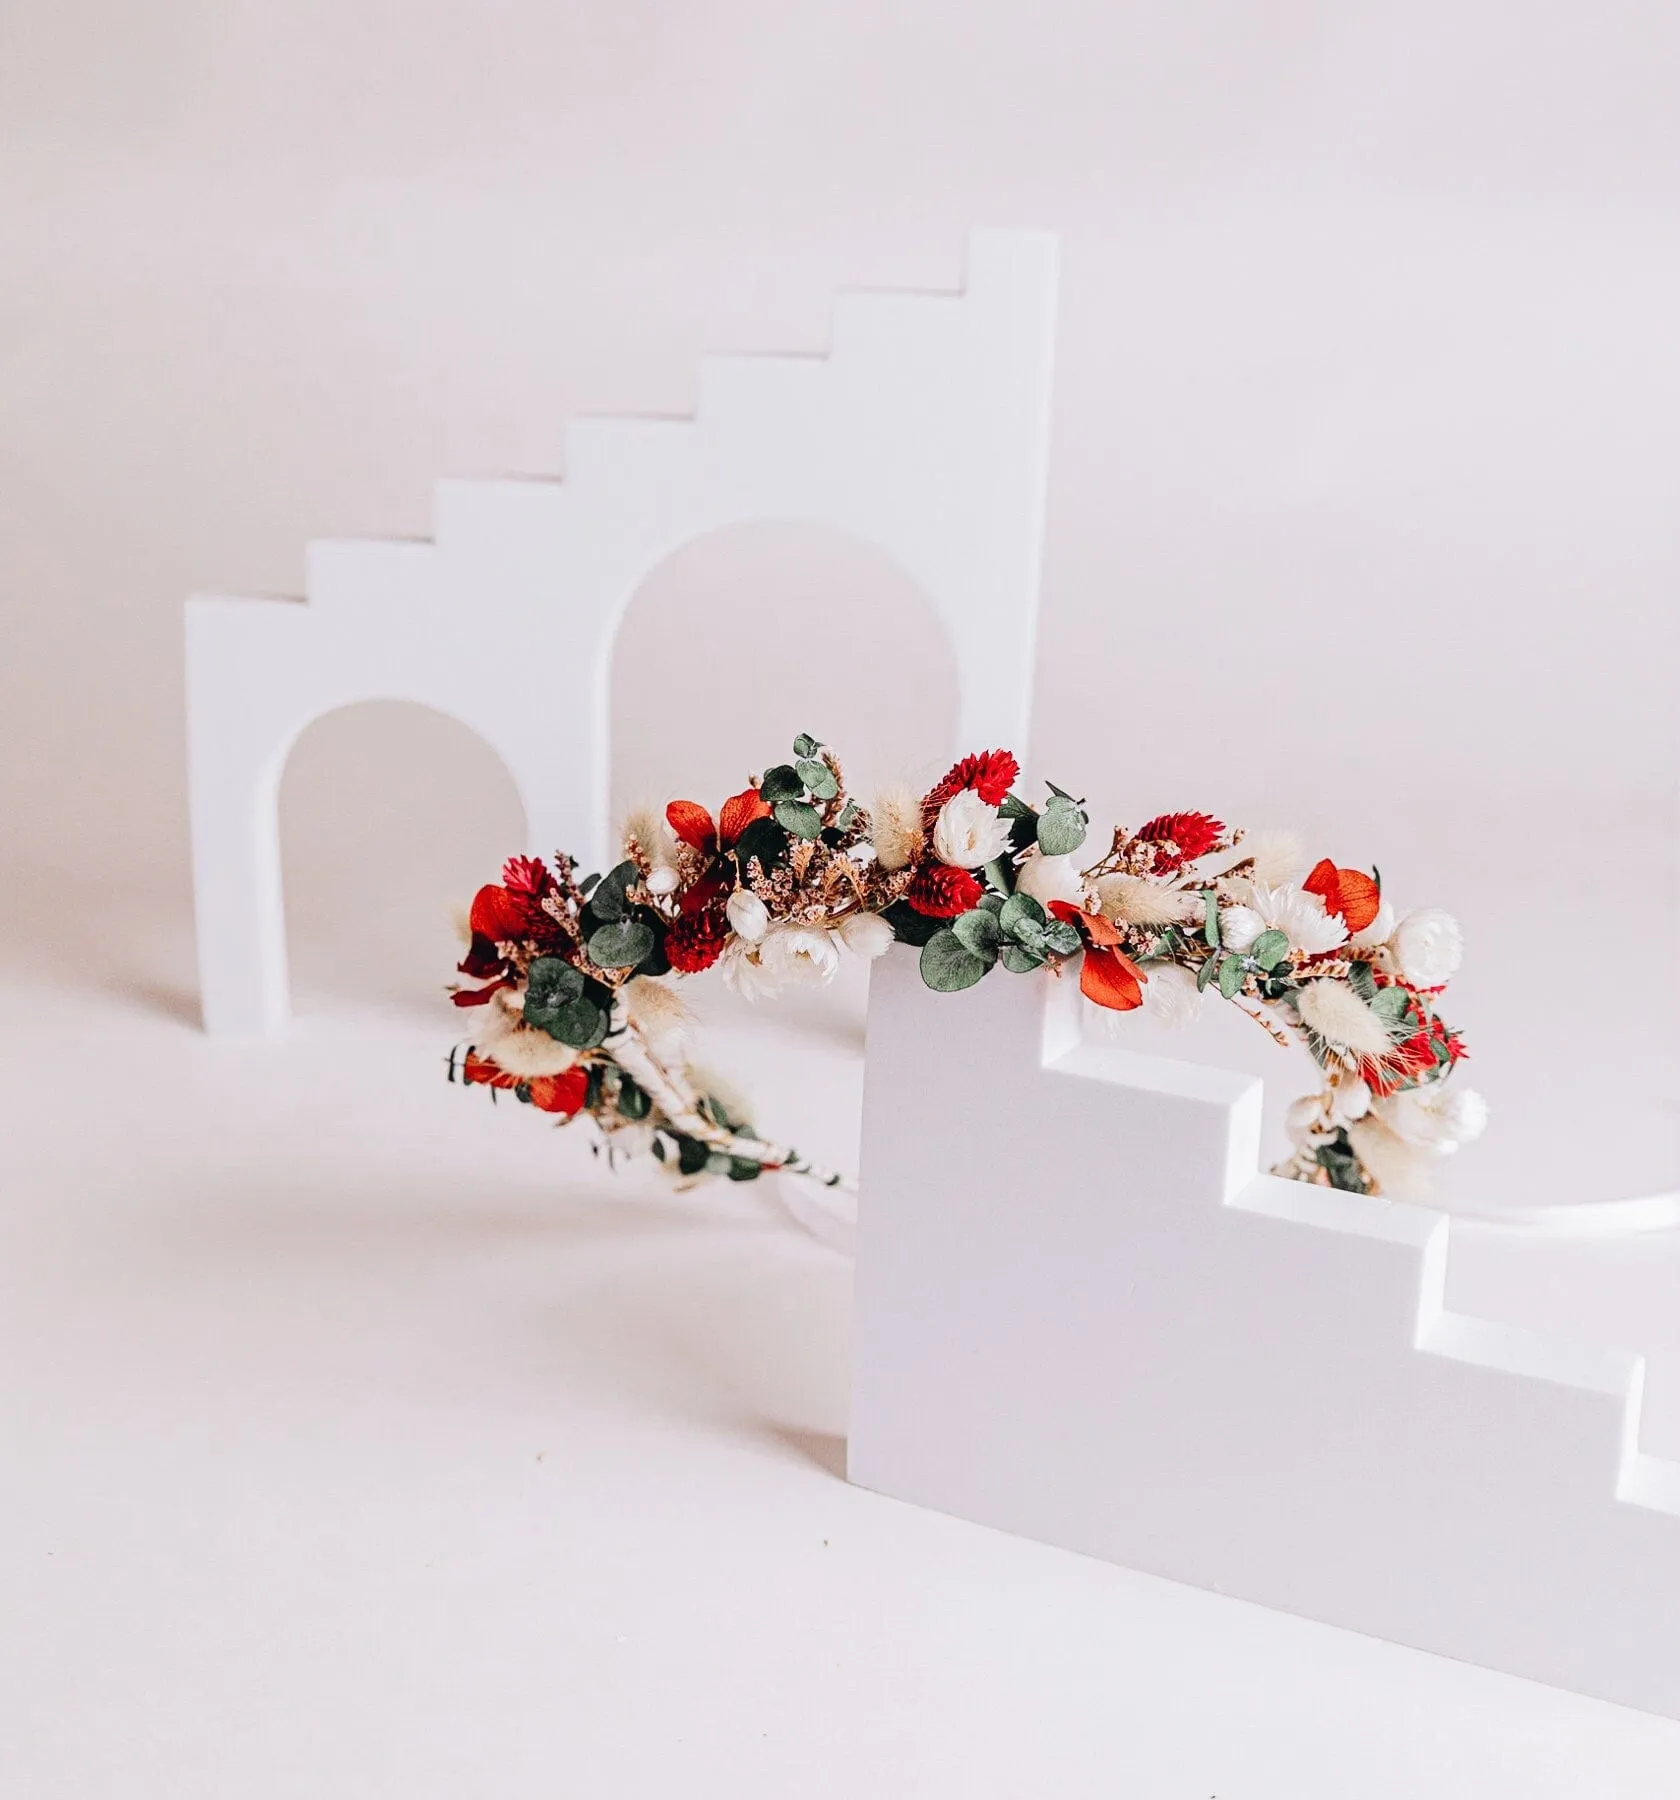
left=462, top=1050, right=518, bottom=1088
left=1079, top=946, right=1146, bottom=1011
left=456, top=933, right=508, bottom=979
left=718, top=787, right=772, bottom=846
left=665, top=800, right=717, bottom=852
left=469, top=883, right=529, bottom=944
left=1048, top=900, right=1124, bottom=949
left=1303, top=859, right=1381, bottom=933
left=678, top=871, right=727, bottom=917
left=527, top=1067, right=590, bottom=1115
left=452, top=977, right=514, bottom=1007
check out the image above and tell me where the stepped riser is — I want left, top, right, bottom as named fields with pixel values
left=851, top=946, right=1680, bottom=1720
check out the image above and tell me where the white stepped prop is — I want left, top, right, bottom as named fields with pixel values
left=850, top=946, right=1680, bottom=1720
left=187, top=232, right=1059, bottom=1035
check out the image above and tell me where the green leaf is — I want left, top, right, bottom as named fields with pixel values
left=549, top=997, right=609, bottom=1050
left=589, top=860, right=638, bottom=922
left=1348, top=959, right=1378, bottom=1003
left=589, top=918, right=655, bottom=969
left=977, top=890, right=1005, bottom=914
left=1369, top=985, right=1411, bottom=1024
left=773, top=798, right=822, bottom=840
left=1044, top=780, right=1075, bottom=802
left=997, top=794, right=1035, bottom=820
left=524, top=955, right=583, bottom=1013
left=1202, top=892, right=1221, bottom=948
left=982, top=856, right=1015, bottom=895
left=1196, top=954, right=1220, bottom=992
left=1042, top=920, right=1082, bottom=957
left=881, top=900, right=941, bottom=946
left=792, top=732, right=820, bottom=759
left=1251, top=929, right=1291, bottom=971
left=523, top=959, right=609, bottom=1047
left=759, top=764, right=804, bottom=803
left=616, top=1076, right=652, bottom=1120
left=951, top=908, right=1002, bottom=958
left=727, top=1156, right=764, bottom=1182
left=1036, top=797, right=1087, bottom=857
left=796, top=758, right=838, bottom=800
left=920, top=929, right=990, bottom=993
left=1217, top=956, right=1246, bottom=1000
left=676, top=1136, right=710, bottom=1175
left=998, top=891, right=1047, bottom=938
left=834, top=800, right=859, bottom=830
left=732, top=816, right=789, bottom=873
left=1000, top=944, right=1046, bottom=974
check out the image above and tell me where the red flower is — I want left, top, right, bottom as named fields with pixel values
left=1302, top=858, right=1382, bottom=935
left=461, top=1050, right=518, bottom=1089
left=501, top=855, right=556, bottom=902
left=907, top=864, right=984, bottom=918
left=665, top=801, right=716, bottom=854
left=666, top=909, right=731, bottom=972
left=922, top=749, right=1021, bottom=822
left=718, top=787, right=773, bottom=846
left=1079, top=947, right=1148, bottom=1012
left=527, top=1066, right=590, bottom=1116
left=1046, top=901, right=1149, bottom=1011
left=451, top=976, right=516, bottom=1007
left=1137, top=811, right=1224, bottom=869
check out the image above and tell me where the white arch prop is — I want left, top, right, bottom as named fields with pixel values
left=851, top=949, right=1680, bottom=1720
left=186, top=232, right=1059, bottom=1035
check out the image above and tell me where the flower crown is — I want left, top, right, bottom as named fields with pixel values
left=450, top=734, right=1485, bottom=1201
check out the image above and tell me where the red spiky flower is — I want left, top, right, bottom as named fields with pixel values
left=666, top=908, right=731, bottom=973
left=1136, top=811, right=1224, bottom=870
left=922, top=749, right=1020, bottom=824
left=907, top=863, right=985, bottom=918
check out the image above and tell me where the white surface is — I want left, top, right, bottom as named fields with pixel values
left=185, top=231, right=1056, bottom=1035
left=6, top=944, right=1680, bottom=1792
left=853, top=947, right=1680, bottom=1719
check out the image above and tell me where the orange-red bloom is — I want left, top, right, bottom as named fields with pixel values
left=718, top=787, right=772, bottom=846
left=1302, top=858, right=1382, bottom=934
left=665, top=800, right=716, bottom=853
left=1047, top=901, right=1148, bottom=1011
left=527, top=1067, right=589, bottom=1115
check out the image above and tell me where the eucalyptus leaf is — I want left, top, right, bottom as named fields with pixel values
left=590, top=861, right=637, bottom=923
left=1217, top=956, right=1246, bottom=1000
left=1251, top=929, right=1291, bottom=971
left=920, top=929, right=990, bottom=993
left=951, top=908, right=1002, bottom=957
left=1202, top=892, right=1221, bottom=948
left=733, top=816, right=789, bottom=873
left=676, top=1136, right=710, bottom=1176
left=1000, top=944, right=1046, bottom=974
left=523, top=955, right=583, bottom=1013
left=588, top=918, right=656, bottom=969
left=1348, top=959, right=1378, bottom=1002
left=1036, top=798, right=1087, bottom=857
left=792, top=732, right=820, bottom=759
left=977, top=890, right=1005, bottom=915
left=1196, top=954, right=1220, bottom=992
left=796, top=757, right=838, bottom=800
left=997, top=794, right=1034, bottom=820
left=616, top=1076, right=652, bottom=1120
left=548, top=997, right=609, bottom=1050
left=998, top=891, right=1047, bottom=937
left=982, top=856, right=1015, bottom=895
left=727, top=1156, right=764, bottom=1182
left=759, top=764, right=804, bottom=803
left=1042, top=920, right=1082, bottom=957
left=773, top=799, right=823, bottom=840
left=835, top=800, right=859, bottom=830
left=1370, top=985, right=1411, bottom=1024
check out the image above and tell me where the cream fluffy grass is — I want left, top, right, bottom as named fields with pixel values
left=1294, top=978, right=1396, bottom=1059
left=870, top=782, right=924, bottom=872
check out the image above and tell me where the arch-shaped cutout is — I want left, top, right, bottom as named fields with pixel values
left=610, top=520, right=961, bottom=822
left=279, top=700, right=526, bottom=1016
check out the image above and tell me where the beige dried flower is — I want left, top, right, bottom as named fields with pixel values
left=1295, top=979, right=1394, bottom=1058
left=1240, top=829, right=1307, bottom=888
left=1095, top=874, right=1202, bottom=927
left=470, top=986, right=581, bottom=1078
left=871, top=782, right=924, bottom=872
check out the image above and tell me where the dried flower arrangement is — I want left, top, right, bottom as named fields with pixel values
left=450, top=734, right=1485, bottom=1201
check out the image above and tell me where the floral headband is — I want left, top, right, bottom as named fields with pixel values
left=450, top=734, right=1485, bottom=1203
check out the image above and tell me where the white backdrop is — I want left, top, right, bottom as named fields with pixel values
left=3, top=2, right=1677, bottom=1195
